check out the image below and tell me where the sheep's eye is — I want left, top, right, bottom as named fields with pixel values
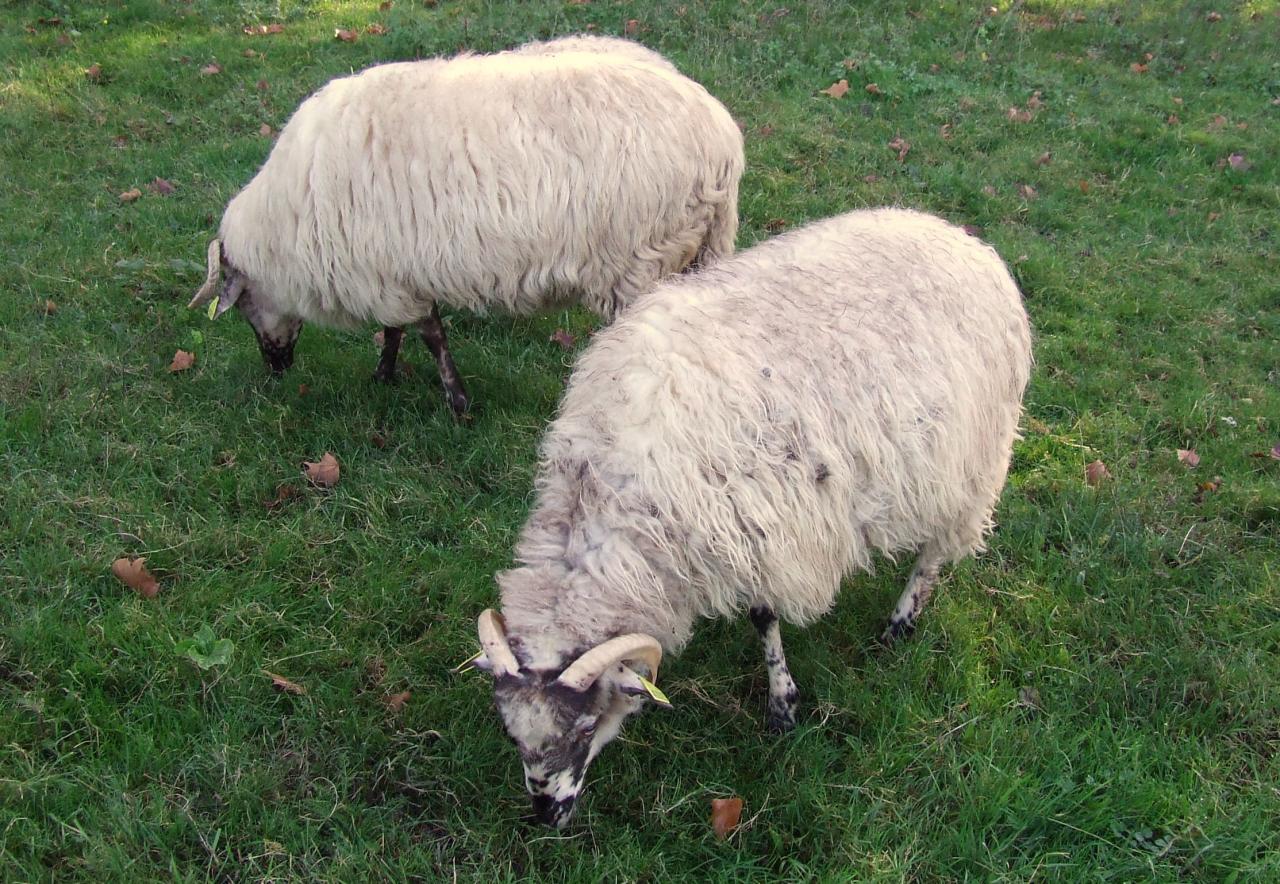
left=577, top=719, right=597, bottom=737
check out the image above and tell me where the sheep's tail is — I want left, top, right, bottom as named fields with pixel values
left=187, top=239, right=222, bottom=308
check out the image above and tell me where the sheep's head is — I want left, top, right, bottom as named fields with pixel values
left=472, top=610, right=668, bottom=829
left=188, top=239, right=302, bottom=374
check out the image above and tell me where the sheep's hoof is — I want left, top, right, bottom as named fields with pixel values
left=372, top=366, right=398, bottom=385
left=766, top=704, right=797, bottom=735
left=879, top=618, right=916, bottom=647
left=447, top=392, right=472, bottom=421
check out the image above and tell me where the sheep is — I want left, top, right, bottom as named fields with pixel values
left=465, top=208, right=1033, bottom=827
left=187, top=36, right=743, bottom=416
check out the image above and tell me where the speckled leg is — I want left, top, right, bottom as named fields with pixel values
left=749, top=605, right=799, bottom=733
left=373, top=326, right=403, bottom=383
left=881, top=546, right=947, bottom=644
left=417, top=304, right=470, bottom=417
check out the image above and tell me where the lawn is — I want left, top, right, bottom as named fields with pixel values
left=1, top=0, right=1278, bottom=879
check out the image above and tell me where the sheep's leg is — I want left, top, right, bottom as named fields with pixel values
left=880, top=545, right=948, bottom=644
left=373, top=326, right=404, bottom=384
left=417, top=304, right=470, bottom=417
left=749, top=605, right=799, bottom=734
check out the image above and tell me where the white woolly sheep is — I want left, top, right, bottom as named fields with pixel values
left=187, top=36, right=743, bottom=416
left=466, top=208, right=1033, bottom=827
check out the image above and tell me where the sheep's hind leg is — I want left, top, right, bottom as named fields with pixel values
left=417, top=304, right=470, bottom=417
left=373, top=326, right=404, bottom=384
left=880, top=544, right=948, bottom=644
left=749, top=605, right=799, bottom=734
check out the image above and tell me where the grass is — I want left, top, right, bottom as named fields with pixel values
left=1, top=0, right=1278, bottom=879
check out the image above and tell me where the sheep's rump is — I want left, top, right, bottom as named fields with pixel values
left=218, top=45, right=742, bottom=328
left=518, top=209, right=1032, bottom=634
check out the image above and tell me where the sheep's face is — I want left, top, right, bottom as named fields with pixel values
left=492, top=666, right=647, bottom=828
left=235, top=284, right=302, bottom=375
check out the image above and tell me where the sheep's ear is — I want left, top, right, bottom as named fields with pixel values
left=214, top=274, right=246, bottom=317
left=616, top=665, right=672, bottom=708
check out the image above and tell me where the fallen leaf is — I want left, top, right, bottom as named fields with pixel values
left=384, top=690, right=411, bottom=711
left=1017, top=685, right=1042, bottom=710
left=40, top=299, right=57, bottom=315
left=1177, top=448, right=1200, bottom=468
left=1206, top=211, right=1221, bottom=223
left=335, top=28, right=359, bottom=42
left=864, top=82, right=882, bottom=96
left=1085, top=459, right=1111, bottom=486
left=550, top=329, right=577, bottom=350
left=1173, top=96, right=1183, bottom=105
left=366, top=22, right=388, bottom=35
left=1130, top=62, right=1148, bottom=74
left=982, top=184, right=997, bottom=197
left=1226, top=152, right=1251, bottom=172
left=1016, top=183, right=1038, bottom=200
left=1197, top=476, right=1222, bottom=494
left=303, top=452, right=341, bottom=488
left=887, top=136, right=910, bottom=162
left=373, top=329, right=386, bottom=348
left=243, top=48, right=259, bottom=58
left=1206, top=11, right=1222, bottom=22
left=264, top=671, right=306, bottom=695
left=842, top=58, right=858, bottom=70
left=711, top=797, right=744, bottom=839
left=243, top=23, right=285, bottom=35
left=112, top=557, right=160, bottom=598
left=379, top=1, right=393, bottom=9
left=1079, top=179, right=1090, bottom=193
left=85, top=63, right=103, bottom=82
left=1035, top=151, right=1052, bottom=166
left=1007, top=106, right=1033, bottom=123
left=119, top=188, right=142, bottom=203
left=1207, top=114, right=1228, bottom=131
left=264, top=484, right=299, bottom=510
left=1026, top=91, right=1044, bottom=110
left=756, top=124, right=774, bottom=137
left=862, top=173, right=881, bottom=184
left=939, top=123, right=953, bottom=140
left=820, top=79, right=849, bottom=99
left=370, top=432, right=388, bottom=449
left=1166, top=114, right=1180, bottom=125
left=200, top=62, right=222, bottom=75
left=148, top=177, right=175, bottom=195
left=1026, top=416, right=1050, bottom=434
left=1274, top=444, right=1280, bottom=460
left=297, top=383, right=309, bottom=396
left=256, top=79, right=269, bottom=91
left=259, top=123, right=274, bottom=138
left=765, top=218, right=788, bottom=233
left=624, top=19, right=641, bottom=35
left=169, top=350, right=195, bottom=372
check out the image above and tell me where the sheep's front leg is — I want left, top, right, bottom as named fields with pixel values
left=880, top=545, right=947, bottom=644
left=749, top=605, right=799, bottom=733
left=417, top=304, right=470, bottom=417
left=373, top=326, right=404, bottom=383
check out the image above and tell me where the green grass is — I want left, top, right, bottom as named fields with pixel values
left=2, top=0, right=1278, bottom=879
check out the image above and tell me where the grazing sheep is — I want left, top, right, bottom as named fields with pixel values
left=466, top=208, right=1033, bottom=827
left=188, top=36, right=743, bottom=416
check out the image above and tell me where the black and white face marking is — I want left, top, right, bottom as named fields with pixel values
left=493, top=667, right=647, bottom=828
left=228, top=277, right=302, bottom=375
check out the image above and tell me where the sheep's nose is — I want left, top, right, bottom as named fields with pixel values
left=530, top=794, right=576, bottom=828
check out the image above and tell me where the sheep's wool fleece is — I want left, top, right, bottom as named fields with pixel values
left=501, top=209, right=1033, bottom=653
left=217, top=38, right=742, bottom=328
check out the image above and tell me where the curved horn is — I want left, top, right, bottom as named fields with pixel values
left=187, top=239, right=223, bottom=308
left=557, top=634, right=663, bottom=692
left=477, top=609, right=521, bottom=678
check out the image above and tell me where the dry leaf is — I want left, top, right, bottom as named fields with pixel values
left=1016, top=183, right=1038, bottom=200
left=85, top=63, right=103, bottom=81
left=112, top=557, right=160, bottom=598
left=1206, top=11, right=1222, bottom=22
left=200, top=62, right=222, bottom=75
left=244, top=23, right=285, bottom=35
left=335, top=28, right=359, bottom=42
left=243, top=48, right=259, bottom=58
left=1166, top=114, right=1180, bottom=125
left=842, top=57, right=858, bottom=70
left=1085, top=459, right=1111, bottom=486
left=1079, top=179, right=1090, bottom=194
left=1026, top=416, right=1050, bottom=434
left=982, top=184, right=998, bottom=197
left=148, top=177, right=175, bottom=195
left=1130, top=62, right=1148, bottom=74
left=1226, top=152, right=1251, bottom=172
left=550, top=329, right=577, bottom=350
left=1207, top=211, right=1221, bottom=223
left=384, top=690, right=411, bottom=711
left=366, top=23, right=388, bottom=35
left=887, top=136, right=910, bottom=163
left=264, top=671, right=306, bottom=695
left=259, top=123, right=274, bottom=138
left=1274, top=444, right=1280, bottom=460
left=1207, top=114, right=1228, bottom=130
left=1007, top=107, right=1033, bottom=123
left=864, top=82, right=882, bottom=96
left=169, top=350, right=195, bottom=372
left=264, top=483, right=299, bottom=510
left=711, top=797, right=744, bottom=839
left=256, top=79, right=269, bottom=91
left=1035, top=151, right=1052, bottom=166
left=119, top=188, right=142, bottom=203
left=863, top=173, right=881, bottom=184
left=765, top=218, right=788, bottom=233
left=297, top=384, right=309, bottom=397
left=40, top=299, right=57, bottom=316
left=624, top=19, right=641, bottom=35
left=939, top=123, right=953, bottom=140
left=1026, top=91, right=1044, bottom=110
left=821, top=79, right=849, bottom=99
left=373, top=329, right=386, bottom=348
left=303, top=452, right=341, bottom=488
left=1177, top=448, right=1200, bottom=468
left=380, top=1, right=393, bottom=9
left=371, top=432, right=388, bottom=449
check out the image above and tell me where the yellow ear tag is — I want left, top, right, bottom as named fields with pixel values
left=206, top=299, right=218, bottom=320
left=637, top=674, right=671, bottom=706
left=452, top=650, right=485, bottom=674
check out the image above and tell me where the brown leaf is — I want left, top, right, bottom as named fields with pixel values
left=1226, top=152, right=1251, bottom=172
left=200, top=62, right=222, bottom=76
left=1085, top=459, right=1111, bottom=487
left=862, top=173, right=881, bottom=184
left=842, top=58, right=859, bottom=70
left=256, top=79, right=269, bottom=91
left=1197, top=476, right=1222, bottom=494
left=1166, top=114, right=1180, bottom=125
left=85, top=63, right=103, bottom=81
left=366, top=23, right=388, bottom=35
left=1274, top=444, right=1280, bottom=461
left=1207, top=114, right=1228, bottom=131
left=384, top=690, right=411, bottom=712
left=112, top=557, right=160, bottom=598
left=259, top=123, right=274, bottom=138
left=379, top=1, right=393, bottom=9
left=1206, top=11, right=1222, bottom=22
left=765, top=218, right=788, bottom=233
left=820, top=79, right=849, bottom=99
left=370, top=432, right=388, bottom=449
left=244, top=23, right=285, bottom=35
left=1177, top=448, right=1200, bottom=468
left=1026, top=91, right=1044, bottom=110
left=1026, top=416, right=1050, bottom=435
left=243, top=48, right=259, bottom=58
left=550, top=329, right=577, bottom=350
left=264, top=484, right=299, bottom=510
left=939, top=123, right=953, bottom=140
left=1035, top=151, right=1052, bottom=167
left=1206, top=211, right=1220, bottom=223
left=264, top=671, right=306, bottom=695
left=169, top=350, right=195, bottom=372
left=303, top=452, right=341, bottom=488
left=373, top=329, right=386, bottom=348
left=335, top=28, right=359, bottom=42
left=711, top=797, right=744, bottom=839
left=981, top=184, right=997, bottom=197
left=887, top=136, right=910, bottom=163
left=40, top=299, right=57, bottom=316
left=756, top=124, right=774, bottom=137
left=1007, top=106, right=1033, bottom=123
left=1016, top=183, right=1038, bottom=200
left=624, top=19, right=641, bottom=35
left=1130, top=62, right=1148, bottom=74
left=1079, top=179, right=1090, bottom=194
left=864, top=82, right=882, bottom=96
left=297, top=383, right=309, bottom=396
left=119, top=188, right=142, bottom=203
left=148, top=177, right=175, bottom=195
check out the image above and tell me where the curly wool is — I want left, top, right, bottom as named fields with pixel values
left=216, top=37, right=742, bottom=329
left=499, top=209, right=1033, bottom=659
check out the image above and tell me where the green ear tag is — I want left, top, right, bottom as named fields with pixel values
left=637, top=674, right=671, bottom=706
left=453, top=650, right=485, bottom=674
left=206, top=299, right=218, bottom=320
